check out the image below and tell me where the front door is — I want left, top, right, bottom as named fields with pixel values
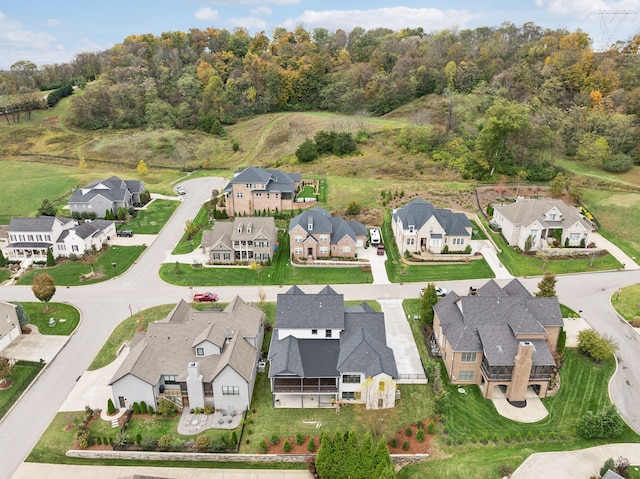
left=118, top=396, right=126, bottom=408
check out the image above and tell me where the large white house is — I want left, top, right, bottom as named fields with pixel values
left=491, top=198, right=594, bottom=251
left=5, top=217, right=115, bottom=263
left=69, top=176, right=146, bottom=218
left=110, top=297, right=264, bottom=412
left=268, top=286, right=398, bottom=409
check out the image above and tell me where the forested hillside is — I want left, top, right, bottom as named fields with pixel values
left=1, top=23, right=639, bottom=181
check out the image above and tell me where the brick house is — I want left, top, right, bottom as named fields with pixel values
left=201, top=217, right=277, bottom=264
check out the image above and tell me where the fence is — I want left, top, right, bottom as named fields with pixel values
left=0, top=361, right=43, bottom=419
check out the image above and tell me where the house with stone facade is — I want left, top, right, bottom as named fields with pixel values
left=289, top=207, right=366, bottom=260
left=433, top=279, right=563, bottom=402
left=392, top=199, right=472, bottom=255
left=268, top=285, right=398, bottom=409
left=69, top=176, right=146, bottom=218
left=491, top=198, right=594, bottom=251
left=110, top=297, right=264, bottom=412
left=221, top=166, right=301, bottom=217
left=201, top=217, right=277, bottom=264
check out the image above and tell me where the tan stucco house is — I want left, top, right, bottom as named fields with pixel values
left=491, top=198, right=594, bottom=251
left=201, top=217, right=277, bottom=264
left=392, top=199, right=472, bottom=255
left=433, top=279, right=563, bottom=402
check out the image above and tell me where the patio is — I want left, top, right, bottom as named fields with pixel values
left=176, top=408, right=241, bottom=435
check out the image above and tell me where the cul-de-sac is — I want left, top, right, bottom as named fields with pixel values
left=1, top=12, right=640, bottom=479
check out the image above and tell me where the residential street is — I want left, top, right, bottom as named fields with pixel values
left=1, top=176, right=640, bottom=479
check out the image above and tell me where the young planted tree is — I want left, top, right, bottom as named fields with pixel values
left=420, top=283, right=438, bottom=327
left=0, top=357, right=13, bottom=389
left=14, top=303, right=30, bottom=329
left=535, top=272, right=557, bottom=297
left=31, top=273, right=56, bottom=311
left=37, top=199, right=57, bottom=217
left=0, top=249, right=6, bottom=267
left=577, top=329, right=617, bottom=363
left=46, top=247, right=56, bottom=267
left=136, top=159, right=149, bottom=173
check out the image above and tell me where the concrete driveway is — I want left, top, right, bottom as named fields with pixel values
left=1, top=330, right=68, bottom=363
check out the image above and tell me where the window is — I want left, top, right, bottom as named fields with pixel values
left=570, top=233, right=580, bottom=242
left=58, top=244, right=65, bottom=251
left=409, top=225, right=415, bottom=233
left=319, top=235, right=328, bottom=242
left=255, top=192, right=262, bottom=197
left=213, top=253, right=220, bottom=260
left=308, top=222, right=313, bottom=231
left=342, top=392, right=356, bottom=400
left=429, top=238, right=442, bottom=247
left=163, top=375, right=178, bottom=385
left=407, top=238, right=414, bottom=245
left=294, top=235, right=303, bottom=243
left=452, top=238, right=464, bottom=245
left=325, top=329, right=332, bottom=338
left=458, top=371, right=474, bottom=381
left=45, top=235, right=51, bottom=242
left=238, top=225, right=243, bottom=234
left=343, top=245, right=351, bottom=253
left=27, top=235, right=34, bottom=241
left=343, top=374, right=361, bottom=384
left=222, top=386, right=240, bottom=395
left=196, top=347, right=204, bottom=356
left=294, top=247, right=303, bottom=255
left=311, top=329, right=318, bottom=335
left=319, top=246, right=328, bottom=254
left=379, top=381, right=385, bottom=391
left=223, top=253, right=230, bottom=260
left=461, top=352, right=477, bottom=363
left=378, top=398, right=384, bottom=408
left=36, top=235, right=42, bottom=241
left=236, top=192, right=243, bottom=198
left=549, top=213, right=556, bottom=220
left=267, top=193, right=270, bottom=198
left=71, top=245, right=79, bottom=252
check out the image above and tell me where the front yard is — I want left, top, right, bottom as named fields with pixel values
left=0, top=361, right=43, bottom=419
left=22, top=302, right=80, bottom=336
left=119, top=199, right=179, bottom=235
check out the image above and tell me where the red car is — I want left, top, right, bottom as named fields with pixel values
left=193, top=292, right=218, bottom=302
left=377, top=244, right=385, bottom=255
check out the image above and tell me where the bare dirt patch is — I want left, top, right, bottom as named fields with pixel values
left=475, top=185, right=575, bottom=212
left=387, top=423, right=432, bottom=455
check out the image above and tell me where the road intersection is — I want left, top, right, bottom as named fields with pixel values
left=0, top=176, right=639, bottom=479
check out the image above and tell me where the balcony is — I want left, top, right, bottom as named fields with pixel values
left=272, top=377, right=338, bottom=393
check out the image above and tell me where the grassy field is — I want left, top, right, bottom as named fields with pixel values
left=22, top=302, right=80, bottom=335
left=612, top=284, right=640, bottom=322
left=121, top=199, right=180, bottom=235
left=17, top=245, right=145, bottom=286
left=88, top=304, right=175, bottom=370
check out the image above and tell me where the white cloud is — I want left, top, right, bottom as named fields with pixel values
left=281, top=7, right=475, bottom=33
left=228, top=16, right=268, bottom=30
left=210, top=0, right=299, bottom=4
left=46, top=18, right=63, bottom=26
left=194, top=7, right=219, bottom=21
left=249, top=6, right=272, bottom=16
left=535, top=0, right=640, bottom=16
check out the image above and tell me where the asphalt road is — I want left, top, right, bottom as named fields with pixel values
left=1, top=176, right=640, bottom=479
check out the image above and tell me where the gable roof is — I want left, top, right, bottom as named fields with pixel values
left=7, top=216, right=69, bottom=232
left=69, top=175, right=142, bottom=205
left=434, top=279, right=561, bottom=366
left=224, top=166, right=300, bottom=194
left=492, top=198, right=593, bottom=230
left=392, top=198, right=472, bottom=236
left=110, top=298, right=263, bottom=386
left=289, top=207, right=366, bottom=243
left=58, top=220, right=114, bottom=242
left=276, top=285, right=345, bottom=329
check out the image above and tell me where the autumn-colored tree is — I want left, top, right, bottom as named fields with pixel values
left=32, top=273, right=56, bottom=311
left=0, top=357, right=12, bottom=389
left=535, top=272, right=557, bottom=297
left=78, top=158, right=88, bottom=169
left=136, top=159, right=149, bottom=173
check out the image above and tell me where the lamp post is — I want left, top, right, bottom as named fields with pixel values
left=111, top=262, right=117, bottom=275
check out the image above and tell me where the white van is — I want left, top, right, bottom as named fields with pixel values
left=369, top=228, right=381, bottom=245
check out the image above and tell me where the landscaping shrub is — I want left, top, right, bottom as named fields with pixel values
left=390, top=438, right=398, bottom=448
left=157, top=434, right=174, bottom=451
left=135, top=433, right=142, bottom=445
left=498, top=464, right=513, bottom=476
left=576, top=405, right=624, bottom=439
left=578, top=329, right=617, bottom=362
left=231, top=431, right=238, bottom=446
left=270, top=433, right=279, bottom=445
left=195, top=434, right=211, bottom=452
left=259, top=439, right=268, bottom=453
left=141, top=436, right=157, bottom=449
left=603, top=154, right=633, bottom=172
left=96, top=437, right=102, bottom=445
left=139, top=401, right=148, bottom=414
left=283, top=439, right=291, bottom=452
left=427, top=420, right=435, bottom=434
left=295, top=431, right=304, bottom=445
left=107, top=398, right=116, bottom=415
left=148, top=406, right=154, bottom=415
left=402, top=440, right=409, bottom=451
left=133, top=402, right=141, bottom=414
left=307, top=437, right=316, bottom=452
left=416, top=428, right=425, bottom=442
left=157, top=399, right=178, bottom=417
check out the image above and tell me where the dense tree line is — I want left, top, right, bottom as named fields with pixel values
left=2, top=23, right=640, bottom=179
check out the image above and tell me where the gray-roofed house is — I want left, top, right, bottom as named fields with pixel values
left=69, top=176, right=146, bottom=218
left=433, top=278, right=563, bottom=402
left=491, top=198, right=594, bottom=251
left=268, top=285, right=398, bottom=409
left=392, top=199, right=472, bottom=255
left=6, top=217, right=115, bottom=263
left=110, top=297, right=264, bottom=412
left=289, top=207, right=367, bottom=260
left=221, top=166, right=301, bottom=217
left=201, top=217, right=277, bottom=264
left=0, top=301, right=20, bottom=353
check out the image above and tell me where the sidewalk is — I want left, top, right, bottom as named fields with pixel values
left=472, top=239, right=513, bottom=280
left=511, top=443, right=640, bottom=479
left=591, top=232, right=640, bottom=270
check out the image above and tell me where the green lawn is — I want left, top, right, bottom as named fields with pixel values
left=88, top=304, right=175, bottom=370
left=120, top=199, right=179, bottom=235
left=22, top=302, right=80, bottom=335
left=0, top=269, right=11, bottom=283
left=296, top=184, right=317, bottom=199
left=612, top=284, right=640, bottom=322
left=381, top=211, right=495, bottom=283
left=172, top=201, right=214, bottom=254
left=0, top=361, right=43, bottom=419
left=17, top=245, right=145, bottom=286
left=162, top=233, right=372, bottom=286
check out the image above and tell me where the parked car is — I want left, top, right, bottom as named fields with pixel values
left=420, top=286, right=447, bottom=297
left=370, top=228, right=381, bottom=245
left=193, top=292, right=218, bottom=302
left=117, top=229, right=134, bottom=237
left=377, top=244, right=385, bottom=255
left=176, top=186, right=186, bottom=195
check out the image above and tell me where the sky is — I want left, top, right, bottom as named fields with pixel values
left=1, top=0, right=640, bottom=70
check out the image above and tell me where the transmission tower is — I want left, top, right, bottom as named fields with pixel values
left=587, top=10, right=638, bottom=50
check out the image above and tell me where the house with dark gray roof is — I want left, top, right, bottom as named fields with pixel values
left=289, top=207, right=366, bottom=260
left=268, top=285, right=398, bottom=409
left=221, top=166, right=301, bottom=216
left=392, top=199, right=472, bottom=255
left=201, top=217, right=277, bottom=264
left=69, top=176, right=146, bottom=218
left=433, top=279, right=563, bottom=402
left=5, top=217, right=115, bottom=263
left=110, top=297, right=264, bottom=412
left=492, top=198, right=594, bottom=251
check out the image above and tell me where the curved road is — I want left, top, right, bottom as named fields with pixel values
left=1, top=176, right=640, bottom=479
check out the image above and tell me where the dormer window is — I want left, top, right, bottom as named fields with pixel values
left=308, top=221, right=313, bottom=231
left=408, top=225, right=415, bottom=233
left=312, top=329, right=317, bottom=335
left=247, top=223, right=252, bottom=234
left=238, top=224, right=243, bottom=234
left=196, top=347, right=204, bottom=356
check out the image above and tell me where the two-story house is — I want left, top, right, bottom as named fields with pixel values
left=110, top=297, right=264, bottom=412
left=289, top=207, right=366, bottom=260
left=201, top=217, right=277, bottom=264
left=5, top=217, right=115, bottom=263
left=268, top=285, right=398, bottom=409
left=221, top=167, right=301, bottom=217
left=491, top=198, right=594, bottom=251
left=0, top=301, right=20, bottom=353
left=433, top=279, right=563, bottom=402
left=392, top=199, right=472, bottom=255
left=69, top=176, right=146, bottom=218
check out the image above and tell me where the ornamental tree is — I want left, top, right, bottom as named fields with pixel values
left=31, top=273, right=56, bottom=311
